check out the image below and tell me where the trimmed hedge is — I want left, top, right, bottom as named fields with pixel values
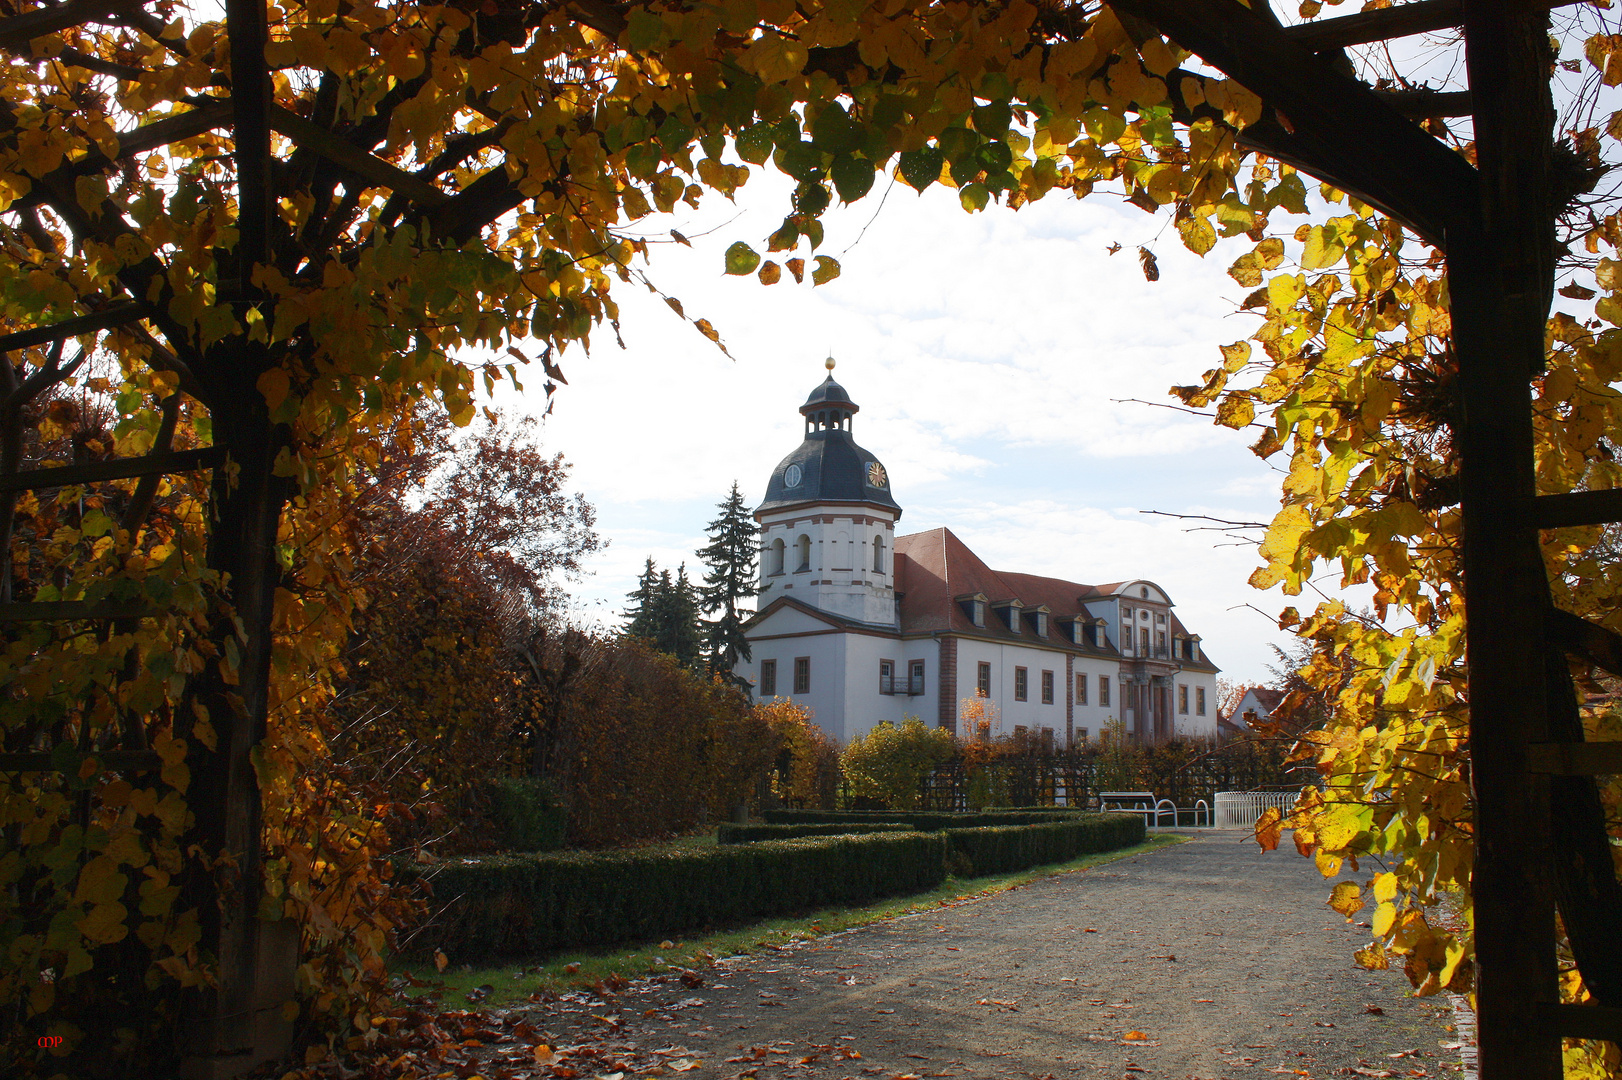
left=717, top=822, right=915, bottom=845
left=403, top=831, right=948, bottom=960
left=943, top=814, right=1146, bottom=877
left=762, top=808, right=1081, bottom=830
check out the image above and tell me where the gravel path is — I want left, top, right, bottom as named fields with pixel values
left=522, top=832, right=1462, bottom=1079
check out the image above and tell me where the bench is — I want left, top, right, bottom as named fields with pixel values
left=1099, top=791, right=1177, bottom=827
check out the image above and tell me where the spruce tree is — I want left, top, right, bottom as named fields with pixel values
left=623, top=557, right=662, bottom=640
left=666, top=564, right=705, bottom=670
left=623, top=557, right=704, bottom=671
left=698, top=482, right=759, bottom=680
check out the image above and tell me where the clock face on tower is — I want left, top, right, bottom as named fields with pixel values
left=783, top=463, right=803, bottom=488
left=866, top=462, right=887, bottom=489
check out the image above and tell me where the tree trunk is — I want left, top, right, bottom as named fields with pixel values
left=178, top=374, right=292, bottom=1075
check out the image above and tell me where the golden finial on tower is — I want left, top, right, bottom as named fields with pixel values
left=825, top=354, right=836, bottom=372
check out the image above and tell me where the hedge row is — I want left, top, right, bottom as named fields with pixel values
left=942, top=814, right=1145, bottom=877
left=762, top=808, right=1082, bottom=830
left=716, top=822, right=915, bottom=845
left=403, top=831, right=948, bottom=960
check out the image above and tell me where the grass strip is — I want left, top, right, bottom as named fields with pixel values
left=399, top=833, right=1184, bottom=1008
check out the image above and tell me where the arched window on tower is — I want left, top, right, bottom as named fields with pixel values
left=872, top=534, right=885, bottom=573
left=769, top=538, right=785, bottom=576
left=795, top=534, right=811, bottom=572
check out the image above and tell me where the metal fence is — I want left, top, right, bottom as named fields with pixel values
left=901, top=740, right=1308, bottom=812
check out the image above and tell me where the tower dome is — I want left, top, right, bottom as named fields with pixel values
left=757, top=360, right=902, bottom=516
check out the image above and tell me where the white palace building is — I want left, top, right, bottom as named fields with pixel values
left=735, top=363, right=1221, bottom=747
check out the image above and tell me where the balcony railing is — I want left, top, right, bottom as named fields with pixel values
left=880, top=675, right=926, bottom=696
left=1122, top=645, right=1173, bottom=660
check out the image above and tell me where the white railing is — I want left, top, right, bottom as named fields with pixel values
left=1100, top=792, right=1214, bottom=828
left=1215, top=790, right=1298, bottom=829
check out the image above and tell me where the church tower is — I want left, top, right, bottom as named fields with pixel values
left=755, top=359, right=902, bottom=627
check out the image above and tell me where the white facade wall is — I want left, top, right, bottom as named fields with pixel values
left=1171, top=670, right=1221, bottom=739
left=757, top=507, right=898, bottom=627
left=954, top=638, right=1069, bottom=739
left=1069, top=655, right=1120, bottom=744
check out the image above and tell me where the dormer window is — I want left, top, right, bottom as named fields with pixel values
left=993, top=601, right=1023, bottom=633
left=958, top=593, right=988, bottom=627
left=1026, top=608, right=1049, bottom=637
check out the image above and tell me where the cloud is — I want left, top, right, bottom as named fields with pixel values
left=503, top=163, right=1309, bottom=683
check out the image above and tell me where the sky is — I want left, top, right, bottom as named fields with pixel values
left=495, top=167, right=1305, bottom=686
left=496, top=11, right=1621, bottom=689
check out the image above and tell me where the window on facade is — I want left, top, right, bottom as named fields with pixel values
left=1076, top=673, right=1088, bottom=704
left=1140, top=586, right=1148, bottom=598
left=795, top=534, right=811, bottom=572
left=793, top=656, right=810, bottom=694
left=1014, top=667, right=1028, bottom=701
left=872, top=534, right=885, bottom=573
left=1156, top=612, right=1166, bottom=624
left=1157, top=631, right=1166, bottom=654
left=1122, top=605, right=1133, bottom=619
left=1041, top=670, right=1054, bottom=704
left=977, top=662, right=991, bottom=697
left=1077, top=728, right=1090, bottom=744
left=909, top=659, right=925, bottom=695
left=1139, top=628, right=1149, bottom=652
left=760, top=659, right=776, bottom=696
left=1179, top=684, right=1189, bottom=713
left=1197, top=687, right=1207, bottom=715
left=1099, top=676, right=1110, bottom=706
left=769, top=538, right=785, bottom=575
left=879, top=659, right=895, bottom=695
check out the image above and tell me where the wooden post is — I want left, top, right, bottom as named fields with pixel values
left=1454, top=1, right=1561, bottom=1075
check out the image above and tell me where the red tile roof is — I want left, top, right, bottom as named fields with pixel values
left=891, top=527, right=1216, bottom=669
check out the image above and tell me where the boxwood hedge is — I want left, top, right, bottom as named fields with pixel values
left=408, top=814, right=1146, bottom=961
left=761, top=808, right=1084, bottom=830
left=403, top=831, right=948, bottom=960
left=942, top=814, right=1145, bottom=877
left=716, top=822, right=915, bottom=845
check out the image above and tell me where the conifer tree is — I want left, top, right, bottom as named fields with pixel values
left=623, top=557, right=662, bottom=641
left=698, top=482, right=759, bottom=680
left=623, top=558, right=703, bottom=671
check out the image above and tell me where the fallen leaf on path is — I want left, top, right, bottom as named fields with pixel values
left=1387, top=1049, right=1421, bottom=1058
left=534, top=1045, right=557, bottom=1065
left=1364, top=1004, right=1386, bottom=1015
left=1083, top=928, right=1099, bottom=933
left=1193, top=999, right=1215, bottom=1003
left=1123, top=1031, right=1149, bottom=1041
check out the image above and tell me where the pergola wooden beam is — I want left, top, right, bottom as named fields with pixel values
left=1534, top=487, right=1622, bottom=528
left=0, top=446, right=224, bottom=492
left=0, top=0, right=142, bottom=50
left=1546, top=606, right=1622, bottom=677
left=1282, top=0, right=1591, bottom=53
left=268, top=107, right=450, bottom=206
left=13, top=102, right=233, bottom=212
left=1106, top=0, right=1477, bottom=246
left=228, top=0, right=272, bottom=289
left=0, top=301, right=145, bottom=353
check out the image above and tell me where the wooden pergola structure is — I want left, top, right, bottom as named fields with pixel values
left=2, top=0, right=1620, bottom=1077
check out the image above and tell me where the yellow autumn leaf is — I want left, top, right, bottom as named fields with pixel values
left=76, top=902, right=130, bottom=945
